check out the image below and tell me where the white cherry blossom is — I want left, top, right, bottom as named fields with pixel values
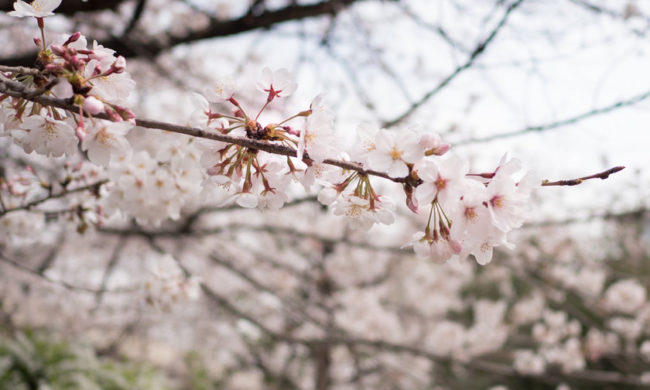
left=19, top=116, right=77, bottom=157
left=256, top=67, right=297, bottom=100
left=204, top=76, right=237, bottom=103
left=366, top=129, right=424, bottom=178
left=8, top=0, right=61, bottom=18
left=297, top=109, right=339, bottom=162
left=81, top=121, right=132, bottom=166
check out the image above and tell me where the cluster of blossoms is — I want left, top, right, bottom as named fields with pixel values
left=2, top=0, right=135, bottom=166
left=144, top=253, right=201, bottom=310
left=104, top=138, right=204, bottom=226
left=1, top=0, right=534, bottom=268
left=190, top=69, right=534, bottom=264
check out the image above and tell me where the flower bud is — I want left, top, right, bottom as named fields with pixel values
left=75, top=122, right=86, bottom=141
left=111, top=56, right=126, bottom=73
left=83, top=96, right=105, bottom=115
left=64, top=32, right=81, bottom=46
left=50, top=44, right=66, bottom=56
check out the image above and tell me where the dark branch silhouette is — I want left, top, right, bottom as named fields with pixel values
left=0, top=0, right=364, bottom=67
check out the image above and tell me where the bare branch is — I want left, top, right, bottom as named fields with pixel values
left=541, top=166, right=625, bottom=187
left=0, top=0, right=127, bottom=15
left=0, top=249, right=134, bottom=294
left=382, top=0, right=525, bottom=127
left=0, top=179, right=108, bottom=217
left=456, top=90, right=650, bottom=145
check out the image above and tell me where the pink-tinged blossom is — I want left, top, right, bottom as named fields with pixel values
left=189, top=93, right=229, bottom=131
left=50, top=33, right=88, bottom=51
left=351, top=122, right=379, bottom=165
left=486, top=156, right=534, bottom=232
left=514, top=350, right=546, bottom=374
left=256, top=67, right=297, bottom=100
left=81, top=121, right=132, bottom=166
left=407, top=231, right=462, bottom=263
left=297, top=161, right=345, bottom=192
left=104, top=148, right=203, bottom=226
left=331, top=194, right=395, bottom=231
left=366, top=129, right=424, bottom=178
left=89, top=40, right=116, bottom=61
left=415, top=156, right=468, bottom=207
left=8, top=0, right=61, bottom=18
left=585, top=329, right=620, bottom=361
left=145, top=253, right=200, bottom=310
left=83, top=59, right=135, bottom=103
left=447, top=181, right=512, bottom=265
left=19, top=116, right=77, bottom=157
left=297, top=110, right=338, bottom=162
left=604, top=279, right=647, bottom=314
left=419, top=132, right=450, bottom=156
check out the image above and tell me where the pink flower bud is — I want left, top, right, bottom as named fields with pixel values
left=83, top=96, right=105, bottom=115
left=105, top=108, right=122, bottom=122
left=33, top=37, right=42, bottom=47
left=50, top=44, right=66, bottom=56
left=64, top=32, right=81, bottom=46
left=112, top=56, right=126, bottom=73
left=206, top=167, right=221, bottom=176
left=75, top=122, right=86, bottom=141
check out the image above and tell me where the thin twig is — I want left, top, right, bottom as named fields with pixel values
left=541, top=166, right=625, bottom=186
left=0, top=249, right=135, bottom=294
left=382, top=0, right=525, bottom=127
left=456, top=90, right=650, bottom=145
left=0, top=179, right=108, bottom=217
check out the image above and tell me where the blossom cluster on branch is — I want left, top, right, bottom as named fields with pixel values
left=0, top=1, right=546, bottom=269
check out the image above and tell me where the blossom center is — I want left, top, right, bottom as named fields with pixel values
left=390, top=146, right=403, bottom=160
left=464, top=206, right=478, bottom=222
left=490, top=195, right=504, bottom=209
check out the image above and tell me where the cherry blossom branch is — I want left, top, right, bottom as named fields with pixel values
left=0, top=64, right=41, bottom=75
left=0, top=74, right=416, bottom=186
left=1, top=72, right=625, bottom=196
left=382, top=0, right=525, bottom=127
left=0, top=248, right=134, bottom=294
left=541, top=166, right=625, bottom=186
left=0, top=179, right=108, bottom=216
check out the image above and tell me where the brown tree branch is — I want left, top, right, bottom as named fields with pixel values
left=0, top=71, right=625, bottom=197
left=0, top=0, right=127, bottom=15
left=0, top=179, right=109, bottom=217
left=0, top=0, right=364, bottom=67
left=541, top=166, right=625, bottom=186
